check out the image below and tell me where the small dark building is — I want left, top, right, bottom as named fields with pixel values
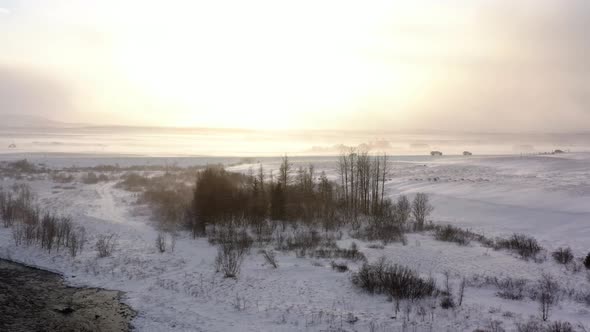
left=553, top=149, right=565, bottom=154
left=463, top=151, right=472, bottom=156
left=430, top=151, right=443, bottom=156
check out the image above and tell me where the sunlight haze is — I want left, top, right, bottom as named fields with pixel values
left=2, top=0, right=589, bottom=132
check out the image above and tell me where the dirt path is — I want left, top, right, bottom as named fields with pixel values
left=0, top=259, right=135, bottom=332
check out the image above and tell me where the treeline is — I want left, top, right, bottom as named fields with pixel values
left=187, top=154, right=433, bottom=241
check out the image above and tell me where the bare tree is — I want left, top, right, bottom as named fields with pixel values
left=257, top=164, right=265, bottom=193
left=96, top=234, right=117, bottom=258
left=412, top=193, right=433, bottom=231
left=381, top=153, right=388, bottom=207
left=396, top=195, right=411, bottom=226
left=538, top=274, right=559, bottom=321
left=338, top=148, right=349, bottom=208
left=458, top=277, right=466, bottom=306
left=278, top=155, right=291, bottom=189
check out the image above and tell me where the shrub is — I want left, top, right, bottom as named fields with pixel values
left=584, top=252, right=590, bottom=270
left=350, top=221, right=406, bottom=245
left=305, top=241, right=367, bottom=262
left=352, top=258, right=437, bottom=300
left=516, top=319, right=544, bottom=332
left=214, top=225, right=253, bottom=278
left=552, top=247, right=574, bottom=265
left=537, top=274, right=559, bottom=321
left=96, top=234, right=117, bottom=258
left=496, top=233, right=542, bottom=259
left=546, top=321, right=574, bottom=332
left=274, top=228, right=335, bottom=252
left=331, top=261, right=349, bottom=272
left=7, top=159, right=38, bottom=173
left=117, top=172, right=151, bottom=191
left=434, top=224, right=471, bottom=245
left=82, top=172, right=99, bottom=184
left=367, top=243, right=385, bottom=249
left=484, top=320, right=506, bottom=332
left=68, top=228, right=86, bottom=258
left=40, top=214, right=58, bottom=252
left=440, top=296, right=455, bottom=309
left=494, top=277, right=528, bottom=300
left=156, top=232, right=167, bottom=253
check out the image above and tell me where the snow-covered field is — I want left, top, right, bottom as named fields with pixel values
left=1, top=153, right=589, bottom=331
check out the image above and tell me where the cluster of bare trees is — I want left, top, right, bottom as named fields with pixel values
left=337, top=148, right=389, bottom=219
left=187, top=154, right=434, bottom=240
left=189, top=158, right=340, bottom=236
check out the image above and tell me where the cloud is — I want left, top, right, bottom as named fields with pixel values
left=0, top=7, right=10, bottom=15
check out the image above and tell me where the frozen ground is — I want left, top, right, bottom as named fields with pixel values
left=1, top=153, right=589, bottom=331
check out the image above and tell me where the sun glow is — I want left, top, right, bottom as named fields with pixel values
left=5, top=0, right=568, bottom=132
left=107, top=1, right=427, bottom=129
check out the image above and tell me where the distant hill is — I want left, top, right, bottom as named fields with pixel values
left=0, top=114, right=70, bottom=128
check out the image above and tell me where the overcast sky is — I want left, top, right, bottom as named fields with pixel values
left=0, top=0, right=589, bottom=132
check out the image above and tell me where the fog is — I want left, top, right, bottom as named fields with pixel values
left=1, top=1, right=590, bottom=133
left=1, top=120, right=587, bottom=156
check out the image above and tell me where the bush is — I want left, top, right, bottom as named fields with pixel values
left=434, top=224, right=471, bottom=246
left=483, top=320, right=506, bottom=332
left=440, top=296, right=455, bottom=309
left=274, top=228, right=336, bottom=252
left=331, top=261, right=349, bottom=272
left=214, top=225, right=253, bottom=278
left=494, top=277, right=528, bottom=300
left=516, top=319, right=544, bottom=332
left=496, top=233, right=542, bottom=259
left=156, top=232, right=167, bottom=253
left=537, top=274, right=559, bottom=321
left=352, top=258, right=437, bottom=300
left=82, top=172, right=99, bottom=184
left=552, top=247, right=573, bottom=265
left=52, top=172, right=74, bottom=183
left=96, top=234, right=117, bottom=258
left=350, top=220, right=406, bottom=245
left=546, top=321, right=574, bottom=332
left=584, top=252, right=590, bottom=270
left=117, top=172, right=151, bottom=191
left=68, top=227, right=86, bottom=258
left=7, top=159, right=38, bottom=173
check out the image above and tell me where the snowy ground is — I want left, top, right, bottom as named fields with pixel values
left=1, top=153, right=589, bottom=331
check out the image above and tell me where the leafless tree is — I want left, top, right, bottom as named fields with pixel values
left=458, top=277, right=466, bottom=306
left=278, top=155, right=291, bottom=189
left=412, top=193, right=433, bottom=231
left=396, top=195, right=411, bottom=225
left=538, top=274, right=559, bottom=321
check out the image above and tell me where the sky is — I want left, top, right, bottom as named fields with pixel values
left=1, top=0, right=589, bottom=133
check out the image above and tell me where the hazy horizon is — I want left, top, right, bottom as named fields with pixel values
left=1, top=115, right=588, bottom=156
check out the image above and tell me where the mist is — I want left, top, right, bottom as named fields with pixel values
left=1, top=0, right=589, bottom=134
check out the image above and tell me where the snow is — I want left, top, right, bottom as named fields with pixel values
left=1, top=153, right=590, bottom=331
